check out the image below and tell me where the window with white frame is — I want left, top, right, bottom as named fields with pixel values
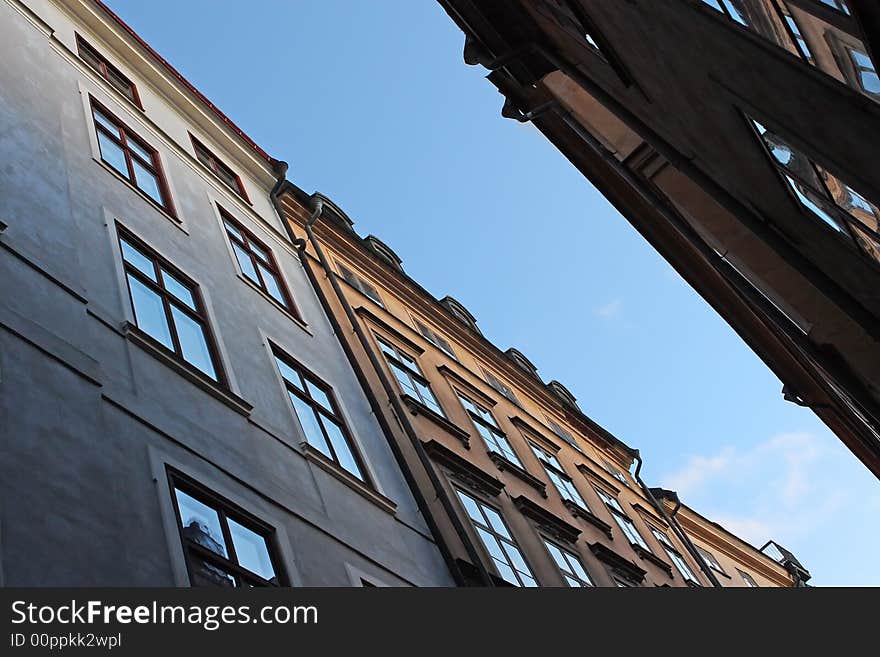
left=529, top=442, right=590, bottom=511
left=543, top=539, right=594, bottom=587
left=650, top=527, right=699, bottom=584
left=377, top=336, right=445, bottom=417
left=595, top=488, right=649, bottom=551
left=458, top=393, right=522, bottom=468
left=456, top=489, right=536, bottom=587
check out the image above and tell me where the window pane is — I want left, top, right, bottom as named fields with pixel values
left=224, top=220, right=245, bottom=243
left=501, top=541, right=530, bottom=575
left=482, top=507, right=511, bottom=539
left=785, top=176, right=843, bottom=231
left=493, top=558, right=518, bottom=585
left=457, top=490, right=483, bottom=523
left=106, top=68, right=135, bottom=100
left=477, top=529, right=506, bottom=561
left=120, top=239, right=156, bottom=281
left=227, top=518, right=276, bottom=582
left=275, top=357, right=303, bottom=390
left=170, top=305, right=216, bottom=380
left=565, top=575, right=584, bottom=587
left=132, top=159, right=163, bottom=205
left=93, top=109, right=119, bottom=135
left=127, top=138, right=153, bottom=164
left=393, top=367, right=419, bottom=398
left=257, top=262, right=286, bottom=305
left=232, top=242, right=259, bottom=283
left=161, top=269, right=196, bottom=310
left=128, top=274, right=173, bottom=350
left=174, top=488, right=227, bottom=557
left=321, top=416, right=364, bottom=480
left=304, top=380, right=333, bottom=413
left=289, top=393, right=330, bottom=455
left=97, top=130, right=128, bottom=177
left=249, top=240, right=270, bottom=264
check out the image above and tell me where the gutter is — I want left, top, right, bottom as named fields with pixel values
left=269, top=163, right=492, bottom=586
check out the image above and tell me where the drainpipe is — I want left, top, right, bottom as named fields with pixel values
left=632, top=451, right=722, bottom=588
left=268, top=163, right=493, bottom=587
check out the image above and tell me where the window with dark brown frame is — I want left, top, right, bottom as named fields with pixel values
left=92, top=99, right=173, bottom=213
left=776, top=2, right=815, bottom=63
left=272, top=345, right=369, bottom=483
left=169, top=473, right=284, bottom=587
left=191, top=135, right=249, bottom=201
left=118, top=228, right=223, bottom=382
left=76, top=35, right=142, bottom=108
left=220, top=208, right=296, bottom=315
left=457, top=393, right=523, bottom=469
left=542, top=538, right=595, bottom=587
left=377, top=336, right=445, bottom=417
left=750, top=117, right=880, bottom=264
left=848, top=47, right=880, bottom=97
left=456, top=488, right=537, bottom=587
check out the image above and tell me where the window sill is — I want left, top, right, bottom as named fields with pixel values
left=123, top=322, right=252, bottom=416
left=236, top=273, right=310, bottom=334
left=563, top=500, right=613, bottom=539
left=94, top=157, right=183, bottom=231
left=299, top=441, right=398, bottom=516
left=401, top=394, right=471, bottom=447
left=632, top=545, right=673, bottom=578
left=487, top=451, right=547, bottom=497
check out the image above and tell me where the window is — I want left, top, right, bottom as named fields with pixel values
left=77, top=35, right=142, bottom=107
left=482, top=368, right=520, bottom=405
left=849, top=48, right=880, bottom=96
left=273, top=347, right=367, bottom=482
left=529, top=442, right=590, bottom=511
left=458, top=393, right=522, bottom=468
left=778, top=3, right=814, bottom=63
left=92, top=100, right=172, bottom=212
left=595, top=489, right=649, bottom=551
left=751, top=118, right=880, bottom=263
left=543, top=540, right=594, bottom=587
left=738, top=569, right=760, bottom=587
left=337, top=263, right=384, bottom=308
left=701, top=0, right=749, bottom=26
left=651, top=528, right=699, bottom=584
left=546, top=417, right=584, bottom=454
left=602, top=459, right=629, bottom=486
left=118, top=229, right=221, bottom=381
left=414, top=319, right=456, bottom=359
left=221, top=209, right=294, bottom=313
left=169, top=475, right=282, bottom=587
left=456, top=489, right=537, bottom=586
left=191, top=135, right=249, bottom=201
left=377, top=336, right=445, bottom=417
left=820, top=0, right=850, bottom=14
left=697, top=546, right=727, bottom=575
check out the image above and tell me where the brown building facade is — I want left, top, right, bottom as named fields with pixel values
left=436, top=0, right=880, bottom=479
left=274, top=183, right=806, bottom=587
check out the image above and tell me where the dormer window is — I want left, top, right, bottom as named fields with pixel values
left=548, top=380, right=580, bottom=411
left=505, top=348, right=539, bottom=379
left=441, top=296, right=479, bottom=333
left=364, top=235, right=403, bottom=272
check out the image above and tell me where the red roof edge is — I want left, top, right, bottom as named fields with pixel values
left=92, top=0, right=273, bottom=163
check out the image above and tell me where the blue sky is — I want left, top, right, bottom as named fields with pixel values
left=105, top=0, right=879, bottom=585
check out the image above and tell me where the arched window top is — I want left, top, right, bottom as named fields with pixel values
left=311, top=193, right=355, bottom=231
left=364, top=235, right=403, bottom=272
left=505, top=348, right=539, bottom=378
left=547, top=380, right=579, bottom=411
left=440, top=296, right=479, bottom=333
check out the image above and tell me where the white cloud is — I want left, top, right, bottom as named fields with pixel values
left=595, top=299, right=622, bottom=319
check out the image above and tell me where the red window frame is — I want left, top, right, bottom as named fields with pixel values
left=90, top=97, right=175, bottom=216
left=190, top=135, right=250, bottom=202
left=220, top=207, right=299, bottom=317
left=76, top=34, right=143, bottom=109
